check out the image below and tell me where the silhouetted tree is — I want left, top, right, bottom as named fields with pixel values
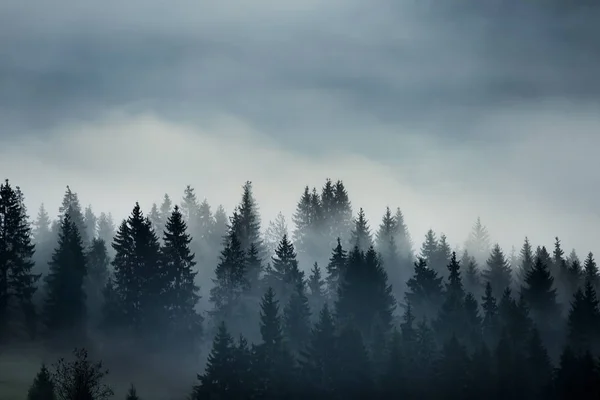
left=483, top=244, right=512, bottom=299
left=27, top=364, right=56, bottom=400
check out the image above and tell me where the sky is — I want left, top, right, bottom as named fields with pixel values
left=1, top=0, right=599, bottom=256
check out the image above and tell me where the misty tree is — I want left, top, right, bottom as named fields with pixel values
left=125, top=385, right=140, bottom=400
left=264, top=233, right=304, bottom=305
left=162, top=205, right=203, bottom=350
left=325, top=238, right=347, bottom=301
left=84, top=238, right=110, bottom=327
left=482, top=244, right=512, bottom=299
left=32, top=203, right=54, bottom=278
left=307, top=262, right=326, bottom=318
left=583, top=252, right=599, bottom=291
left=44, top=213, right=87, bottom=345
left=405, top=257, right=444, bottom=322
left=97, top=212, right=116, bottom=251
left=283, top=280, right=311, bottom=355
left=292, top=186, right=322, bottom=263
left=84, top=205, right=98, bottom=243
left=209, top=229, right=249, bottom=336
left=375, top=207, right=407, bottom=298
left=230, top=181, right=264, bottom=258
left=461, top=250, right=481, bottom=297
left=393, top=207, right=413, bottom=260
left=52, top=348, right=113, bottom=400
left=349, top=207, right=373, bottom=253
left=264, top=211, right=288, bottom=259
left=102, top=203, right=165, bottom=344
left=329, top=180, right=353, bottom=247
left=57, top=186, right=89, bottom=248
left=180, top=185, right=200, bottom=229
left=420, top=229, right=438, bottom=266
left=464, top=217, right=491, bottom=265
left=147, top=203, right=161, bottom=234
left=431, top=234, right=452, bottom=280
left=516, top=236, right=534, bottom=285
left=0, top=179, right=40, bottom=340
left=27, top=364, right=56, bottom=400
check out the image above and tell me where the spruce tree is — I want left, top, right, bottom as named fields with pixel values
left=375, top=207, right=407, bottom=300
left=32, top=203, right=54, bottom=279
left=27, top=364, right=56, bottom=400
left=83, top=205, right=97, bottom=243
left=209, top=230, right=248, bottom=335
left=325, top=238, right=347, bottom=301
left=393, top=207, right=413, bottom=260
left=299, top=303, right=337, bottom=398
left=43, top=213, right=87, bottom=344
left=85, top=238, right=110, bottom=326
left=180, top=185, right=200, bottom=230
left=349, top=208, right=373, bottom=253
left=482, top=244, right=512, bottom=299
left=434, top=252, right=467, bottom=344
left=517, top=236, right=534, bottom=285
left=264, top=212, right=288, bottom=259
left=232, top=181, right=264, bottom=257
left=162, top=206, right=203, bottom=350
left=525, top=327, right=553, bottom=399
left=97, top=212, right=116, bottom=252
left=566, top=281, right=600, bottom=355
left=283, top=280, right=311, bottom=355
left=405, top=257, right=444, bottom=321
left=420, top=229, right=438, bottom=265
left=307, top=262, right=326, bottom=317
left=57, top=186, right=88, bottom=247
left=336, top=324, right=374, bottom=398
left=431, top=234, right=452, bottom=279
left=0, top=180, right=40, bottom=340
left=328, top=180, right=353, bottom=247
left=192, top=321, right=240, bottom=399
left=125, top=385, right=140, bottom=400
left=462, top=250, right=482, bottom=297
left=435, top=335, right=471, bottom=400
left=583, top=252, right=599, bottom=291
left=158, top=194, right=173, bottom=236
left=292, top=186, right=318, bottom=263
left=265, top=234, right=303, bottom=304
left=521, top=256, right=560, bottom=339
left=374, top=206, right=395, bottom=253
left=464, top=216, right=491, bottom=265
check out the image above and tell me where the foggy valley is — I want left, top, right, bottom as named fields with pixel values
left=2, top=0, right=600, bottom=399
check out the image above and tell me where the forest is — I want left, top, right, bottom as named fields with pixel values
left=1, top=177, right=599, bottom=399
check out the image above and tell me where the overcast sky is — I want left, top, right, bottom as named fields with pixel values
left=1, top=0, right=599, bottom=256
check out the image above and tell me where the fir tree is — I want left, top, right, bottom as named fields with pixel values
left=420, top=229, right=438, bottom=265
left=85, top=238, right=110, bottom=326
left=307, top=262, right=326, bottom=317
left=325, top=238, right=347, bottom=301
left=393, top=207, right=413, bottom=260
left=264, top=212, right=288, bottom=259
left=43, top=213, right=87, bottom=344
left=209, top=230, right=248, bottom=335
left=432, top=234, right=452, bottom=279
left=583, top=252, right=599, bottom=291
left=517, top=236, right=534, bottom=285
left=192, top=321, right=240, bottom=399
left=462, top=250, right=482, bottom=297
left=521, top=256, right=560, bottom=338
left=162, top=206, right=203, bottom=350
left=125, top=385, right=140, bottom=400
left=566, top=280, right=600, bottom=355
left=265, top=234, right=303, bottom=304
left=465, top=216, right=491, bottom=265
left=330, top=180, right=353, bottom=246
left=283, top=280, right=311, bottom=355
left=375, top=207, right=408, bottom=300
left=525, top=327, right=553, bottom=399
left=83, top=205, right=97, bottom=243
left=405, top=257, right=444, bottom=321
left=158, top=194, right=173, bottom=236
left=57, top=186, right=88, bottom=247
left=336, top=324, right=374, bottom=398
left=27, top=364, right=56, bottom=400
left=349, top=208, right=373, bottom=253
left=97, top=212, right=116, bottom=252
left=374, top=206, right=395, bottom=253
left=434, top=252, right=467, bottom=344
left=0, top=180, right=40, bottom=340
left=232, top=181, right=264, bottom=256
left=180, top=185, right=200, bottom=230
left=482, top=244, right=512, bottom=299
left=292, top=186, right=318, bottom=262
left=147, top=203, right=161, bottom=234
left=435, top=336, right=471, bottom=400
left=299, top=303, right=337, bottom=398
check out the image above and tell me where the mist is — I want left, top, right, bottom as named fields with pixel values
left=2, top=0, right=600, bottom=399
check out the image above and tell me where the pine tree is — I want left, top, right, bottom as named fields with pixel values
left=464, top=217, right=491, bottom=265
left=97, top=212, right=116, bottom=251
left=481, top=282, right=499, bottom=347
left=283, top=280, right=311, bottom=354
left=521, top=256, right=560, bottom=338
left=432, top=234, right=452, bottom=279
left=435, top=336, right=471, bottom=400
left=162, top=206, right=203, bottom=350
left=158, top=194, right=172, bottom=236
left=292, top=186, right=316, bottom=262
left=209, top=230, right=248, bottom=335
left=32, top=203, right=54, bottom=279
left=265, top=234, right=303, bottom=305
left=584, top=252, right=599, bottom=291
left=307, top=262, right=326, bottom=317
left=83, top=205, right=97, bottom=243
left=180, top=185, right=200, bottom=231
left=255, top=287, right=294, bottom=399
left=349, top=208, right=373, bottom=253
left=85, top=238, right=110, bottom=326
left=125, top=385, right=140, bottom=400
left=482, top=244, right=512, bottom=299
left=330, top=180, right=353, bottom=247
left=43, top=214, right=87, bottom=344
left=336, top=324, right=374, bottom=398
left=245, top=243, right=263, bottom=294
left=374, top=206, right=395, bottom=253
left=299, top=303, right=337, bottom=398
left=264, top=212, right=288, bottom=259
left=567, top=281, right=600, bottom=355
left=393, top=207, right=413, bottom=260
left=462, top=250, right=482, bottom=297
left=405, top=257, right=444, bottom=321
left=57, top=186, right=88, bottom=247
left=0, top=180, right=40, bottom=340
left=517, top=236, right=534, bottom=285
left=27, top=364, right=56, bottom=400
left=335, top=246, right=395, bottom=339
left=325, top=238, right=347, bottom=301
left=103, top=203, right=165, bottom=342
left=525, top=327, right=553, bottom=399
left=375, top=207, right=408, bottom=300
left=232, top=181, right=264, bottom=256
left=147, top=203, right=161, bottom=234
left=420, top=229, right=438, bottom=265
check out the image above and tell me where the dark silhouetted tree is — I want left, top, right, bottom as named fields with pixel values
left=27, top=364, right=56, bottom=400
left=482, top=244, right=512, bottom=299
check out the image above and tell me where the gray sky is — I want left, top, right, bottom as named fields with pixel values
left=1, top=0, right=599, bottom=256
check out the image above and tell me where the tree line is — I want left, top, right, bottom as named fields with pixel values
left=1, top=178, right=599, bottom=399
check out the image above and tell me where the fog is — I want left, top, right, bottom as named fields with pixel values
left=2, top=0, right=600, bottom=398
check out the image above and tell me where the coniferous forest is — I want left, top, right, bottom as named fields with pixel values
left=2, top=178, right=600, bottom=399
